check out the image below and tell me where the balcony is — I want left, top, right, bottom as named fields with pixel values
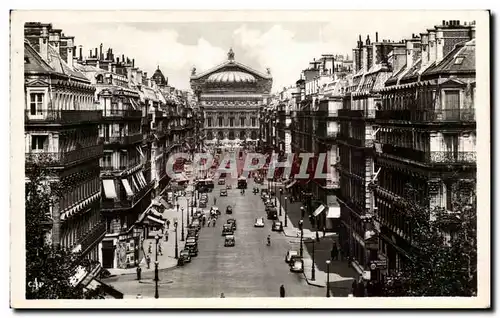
left=101, top=181, right=154, bottom=210
left=377, top=144, right=476, bottom=165
left=102, top=109, right=142, bottom=120
left=25, top=110, right=102, bottom=125
left=101, top=162, right=141, bottom=173
left=78, top=221, right=106, bottom=256
left=338, top=109, right=376, bottom=119
left=375, top=108, right=476, bottom=123
left=100, top=133, right=143, bottom=145
left=316, top=110, right=339, bottom=119
left=26, top=144, right=103, bottom=167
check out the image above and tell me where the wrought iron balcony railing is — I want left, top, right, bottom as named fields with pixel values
left=102, top=109, right=142, bottom=119
left=99, top=133, right=143, bottom=145
left=25, top=110, right=103, bottom=125
left=375, top=108, right=476, bottom=123
left=377, top=143, right=476, bottom=164
left=25, top=144, right=103, bottom=167
left=338, top=109, right=376, bottom=119
left=78, top=221, right=106, bottom=256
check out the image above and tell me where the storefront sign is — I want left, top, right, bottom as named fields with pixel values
left=370, top=259, right=388, bottom=270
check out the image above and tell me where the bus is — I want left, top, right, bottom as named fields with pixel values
left=196, top=178, right=215, bottom=192
left=237, top=176, right=247, bottom=189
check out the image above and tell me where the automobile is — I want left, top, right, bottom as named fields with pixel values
left=190, top=220, right=201, bottom=230
left=218, top=178, right=226, bottom=185
left=210, top=206, right=220, bottom=215
left=265, top=203, right=276, bottom=212
left=261, top=189, right=269, bottom=195
left=261, top=193, right=269, bottom=200
left=186, top=237, right=197, bottom=246
left=254, top=217, right=265, bottom=227
left=267, top=208, right=278, bottom=220
left=285, top=250, right=299, bottom=263
left=179, top=249, right=192, bottom=263
left=199, top=201, right=207, bottom=208
left=227, top=218, right=237, bottom=231
left=224, top=235, right=235, bottom=247
left=272, top=220, right=284, bottom=232
left=220, top=189, right=228, bottom=197
left=226, top=205, right=233, bottom=214
left=186, top=242, right=198, bottom=256
left=187, top=230, right=199, bottom=239
left=290, top=258, right=304, bottom=273
left=226, top=184, right=232, bottom=189
left=253, top=187, right=259, bottom=194
left=222, top=224, right=234, bottom=236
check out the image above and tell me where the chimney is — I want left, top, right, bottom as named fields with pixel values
left=79, top=46, right=83, bottom=60
left=132, top=58, right=135, bottom=67
left=112, top=64, right=116, bottom=73
left=362, top=45, right=368, bottom=72
left=435, top=30, right=444, bottom=63
left=428, top=30, right=437, bottom=64
left=99, top=43, right=103, bottom=60
left=375, top=32, right=378, bottom=42
left=122, top=54, right=125, bottom=64
left=89, top=49, right=92, bottom=58
left=66, top=37, right=74, bottom=68
left=39, top=26, right=49, bottom=60
left=391, top=45, right=407, bottom=74
left=420, top=33, right=429, bottom=68
left=95, top=48, right=98, bottom=58
left=116, top=57, right=119, bottom=63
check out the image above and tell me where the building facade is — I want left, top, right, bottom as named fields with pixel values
left=24, top=23, right=104, bottom=263
left=190, top=49, right=272, bottom=149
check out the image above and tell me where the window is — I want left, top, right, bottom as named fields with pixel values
left=207, top=118, right=212, bottom=127
left=29, top=93, right=44, bottom=116
left=454, top=57, right=464, bottom=65
left=251, top=117, right=256, bottom=127
left=240, top=117, right=245, bottom=126
left=444, top=90, right=460, bottom=110
left=31, top=135, right=48, bottom=151
left=218, top=117, right=223, bottom=127
left=229, top=117, right=234, bottom=127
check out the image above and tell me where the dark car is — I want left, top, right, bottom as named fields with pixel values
left=186, top=242, right=198, bottom=256
left=187, top=230, right=199, bottom=239
left=199, top=201, right=207, bottom=208
left=224, top=235, right=235, bottom=247
left=290, top=258, right=304, bottom=273
left=272, top=220, right=283, bottom=232
left=227, top=218, right=237, bottom=231
left=190, top=220, right=201, bottom=230
left=220, top=189, right=228, bottom=197
left=179, top=249, right=192, bottom=263
left=226, top=205, right=233, bottom=214
left=218, top=178, right=226, bottom=185
left=222, top=224, right=234, bottom=236
left=267, top=208, right=278, bottom=220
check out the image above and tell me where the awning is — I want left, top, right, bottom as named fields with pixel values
left=327, top=206, right=341, bottom=219
left=149, top=207, right=164, bottom=219
left=138, top=172, right=147, bottom=187
left=135, top=173, right=145, bottom=188
left=147, top=215, right=165, bottom=225
left=286, top=180, right=297, bottom=189
left=131, top=175, right=141, bottom=192
left=159, top=198, right=170, bottom=209
left=102, top=180, right=117, bottom=199
left=313, top=204, right=326, bottom=217
left=121, top=179, right=134, bottom=196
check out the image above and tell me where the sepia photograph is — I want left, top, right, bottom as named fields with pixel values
left=9, top=9, right=490, bottom=309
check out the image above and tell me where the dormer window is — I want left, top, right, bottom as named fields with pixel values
left=454, top=57, right=464, bottom=65
left=96, top=74, right=104, bottom=84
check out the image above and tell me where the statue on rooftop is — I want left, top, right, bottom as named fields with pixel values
left=228, top=48, right=235, bottom=61
left=191, top=66, right=197, bottom=76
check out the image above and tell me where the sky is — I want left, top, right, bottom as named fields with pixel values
left=45, top=11, right=480, bottom=93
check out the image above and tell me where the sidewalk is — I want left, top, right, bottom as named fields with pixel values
left=273, top=183, right=358, bottom=291
left=107, top=194, right=193, bottom=277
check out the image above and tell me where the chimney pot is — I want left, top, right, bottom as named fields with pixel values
left=79, top=46, right=83, bottom=60
left=95, top=48, right=98, bottom=57
left=122, top=54, right=125, bottom=62
left=375, top=32, right=378, bottom=42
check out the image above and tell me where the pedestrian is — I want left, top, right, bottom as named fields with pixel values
left=331, top=243, right=338, bottom=261
left=220, top=293, right=225, bottom=298
left=279, top=284, right=286, bottom=298
left=166, top=219, right=170, bottom=229
left=136, top=266, right=142, bottom=281
left=146, top=255, right=151, bottom=269
left=213, top=218, right=216, bottom=227
left=351, top=279, right=358, bottom=296
left=322, top=226, right=326, bottom=237
left=214, top=197, right=217, bottom=205
left=148, top=242, right=152, bottom=254
left=207, top=218, right=211, bottom=227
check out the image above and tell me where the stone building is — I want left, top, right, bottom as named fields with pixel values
left=190, top=49, right=272, bottom=149
left=24, top=23, right=104, bottom=265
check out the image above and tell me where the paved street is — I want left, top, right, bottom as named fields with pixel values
left=103, top=155, right=325, bottom=298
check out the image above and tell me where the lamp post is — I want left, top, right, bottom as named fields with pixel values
left=154, top=234, right=160, bottom=299
left=284, top=196, right=288, bottom=227
left=308, top=238, right=316, bottom=281
left=326, top=260, right=331, bottom=297
left=274, top=180, right=277, bottom=206
left=279, top=188, right=283, bottom=216
left=181, top=207, right=185, bottom=241
left=186, top=199, right=190, bottom=225
left=174, top=220, right=178, bottom=259
left=299, top=219, right=304, bottom=258
left=300, top=206, right=305, bottom=219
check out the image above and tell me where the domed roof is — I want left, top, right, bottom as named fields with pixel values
left=152, top=66, right=167, bottom=85
left=207, top=71, right=256, bottom=84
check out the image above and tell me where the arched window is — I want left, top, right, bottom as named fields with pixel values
left=207, top=132, right=214, bottom=140
left=217, top=131, right=224, bottom=140
left=96, top=74, right=104, bottom=84
left=251, top=131, right=258, bottom=140
left=239, top=131, right=246, bottom=140
left=228, top=131, right=235, bottom=140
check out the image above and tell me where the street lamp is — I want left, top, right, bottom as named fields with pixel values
left=299, top=219, right=304, bottom=258
left=181, top=207, right=185, bottom=241
left=274, top=180, right=277, bottom=206
left=326, top=260, right=331, bottom=297
left=300, top=206, right=305, bottom=219
left=284, top=196, right=288, bottom=227
left=174, top=219, right=178, bottom=259
left=154, top=234, right=160, bottom=299
left=186, top=198, right=190, bottom=225
left=310, top=238, right=316, bottom=281
left=279, top=188, right=283, bottom=216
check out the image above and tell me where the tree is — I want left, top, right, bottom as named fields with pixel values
left=25, top=159, right=105, bottom=299
left=386, top=181, right=477, bottom=296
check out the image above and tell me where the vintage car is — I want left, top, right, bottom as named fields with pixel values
left=186, top=237, right=198, bottom=246
left=179, top=249, right=192, bottom=263
left=267, top=207, right=278, bottom=220
left=187, top=229, right=199, bottom=239
left=254, top=217, right=265, bottom=228
left=252, top=187, right=260, bottom=194
left=226, top=205, right=233, bottom=214
left=290, top=258, right=304, bottom=273
left=220, top=189, right=228, bottom=197
left=224, top=235, right=235, bottom=247
left=186, top=242, right=198, bottom=256
left=227, top=218, right=237, bottom=231
left=272, top=220, right=284, bottom=232
left=218, top=178, right=226, bottom=185
left=285, top=250, right=299, bottom=263
left=199, top=200, right=207, bottom=208
left=189, top=220, right=201, bottom=230
left=226, top=184, right=232, bottom=189
left=222, top=224, right=234, bottom=236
